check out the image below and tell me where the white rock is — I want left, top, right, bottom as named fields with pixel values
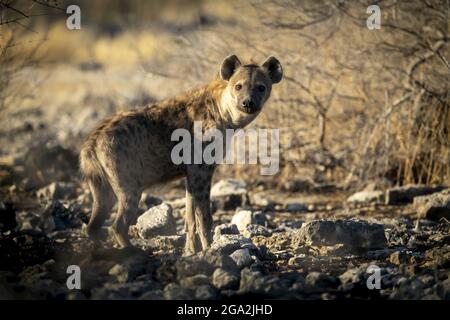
left=211, top=179, right=247, bottom=197
left=231, top=210, right=267, bottom=233
left=211, top=179, right=249, bottom=211
left=347, top=190, right=384, bottom=203
left=135, top=203, right=176, bottom=238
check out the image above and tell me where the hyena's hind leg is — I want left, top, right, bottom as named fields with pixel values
left=86, top=179, right=116, bottom=241
left=112, top=191, right=140, bottom=248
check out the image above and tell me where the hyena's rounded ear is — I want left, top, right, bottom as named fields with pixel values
left=220, top=55, right=241, bottom=81
left=262, top=56, right=283, bottom=84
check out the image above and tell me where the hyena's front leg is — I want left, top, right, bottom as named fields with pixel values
left=184, top=187, right=201, bottom=255
left=186, top=165, right=214, bottom=252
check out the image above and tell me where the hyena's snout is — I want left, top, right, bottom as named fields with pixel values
left=241, top=97, right=258, bottom=114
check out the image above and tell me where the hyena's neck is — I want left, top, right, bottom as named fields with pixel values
left=184, top=78, right=231, bottom=132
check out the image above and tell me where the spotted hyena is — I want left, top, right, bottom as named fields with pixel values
left=79, top=55, right=283, bottom=254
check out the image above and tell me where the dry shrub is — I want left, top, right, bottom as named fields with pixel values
left=357, top=91, right=450, bottom=186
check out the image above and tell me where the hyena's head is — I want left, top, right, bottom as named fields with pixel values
left=219, top=55, right=283, bottom=127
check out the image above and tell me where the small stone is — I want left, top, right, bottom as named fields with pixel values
left=132, top=235, right=185, bottom=251
left=66, top=291, right=86, bottom=300
left=211, top=179, right=249, bottom=211
left=347, top=190, right=384, bottom=204
left=214, top=223, right=239, bottom=240
left=250, top=193, right=272, bottom=207
left=108, top=264, right=130, bottom=283
left=437, top=276, right=450, bottom=299
left=202, top=254, right=240, bottom=274
left=305, top=272, right=338, bottom=290
left=418, top=274, right=435, bottom=286
left=230, top=248, right=254, bottom=269
left=238, top=268, right=290, bottom=297
left=280, top=220, right=303, bottom=230
left=179, top=274, right=211, bottom=288
left=107, top=255, right=148, bottom=283
left=339, top=267, right=365, bottom=288
left=139, top=290, right=164, bottom=300
left=176, top=257, right=215, bottom=278
left=282, top=179, right=313, bottom=192
left=212, top=268, right=240, bottom=290
left=152, top=235, right=185, bottom=250
left=91, top=281, right=155, bottom=299
left=389, top=251, right=410, bottom=265
left=209, top=234, right=256, bottom=256
left=286, top=203, right=308, bottom=212
left=242, top=224, right=271, bottom=238
left=194, top=284, right=219, bottom=300
left=288, top=256, right=303, bottom=266
left=163, top=283, right=194, bottom=300
left=135, top=203, right=176, bottom=238
left=385, top=184, right=447, bottom=205
left=37, top=182, right=77, bottom=200
left=139, top=193, right=163, bottom=210
left=231, top=210, right=267, bottom=233
left=366, top=248, right=397, bottom=260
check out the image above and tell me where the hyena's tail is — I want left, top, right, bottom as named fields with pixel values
left=79, top=139, right=108, bottom=184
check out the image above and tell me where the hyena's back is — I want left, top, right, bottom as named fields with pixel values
left=80, top=106, right=185, bottom=193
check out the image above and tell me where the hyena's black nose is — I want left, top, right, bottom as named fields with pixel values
left=242, top=98, right=255, bottom=109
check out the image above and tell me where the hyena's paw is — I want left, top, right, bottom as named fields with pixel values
left=110, top=224, right=133, bottom=249
left=183, top=246, right=196, bottom=257
left=183, top=236, right=203, bottom=256
left=82, top=223, right=109, bottom=242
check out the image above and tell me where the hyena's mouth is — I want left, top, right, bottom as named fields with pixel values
left=241, top=105, right=259, bottom=114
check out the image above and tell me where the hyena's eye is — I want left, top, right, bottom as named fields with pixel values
left=258, top=85, right=266, bottom=92
left=235, top=84, right=242, bottom=91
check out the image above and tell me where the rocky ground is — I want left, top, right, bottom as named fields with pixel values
left=1, top=146, right=450, bottom=300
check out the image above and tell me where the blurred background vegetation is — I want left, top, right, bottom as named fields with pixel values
left=1, top=0, right=449, bottom=192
